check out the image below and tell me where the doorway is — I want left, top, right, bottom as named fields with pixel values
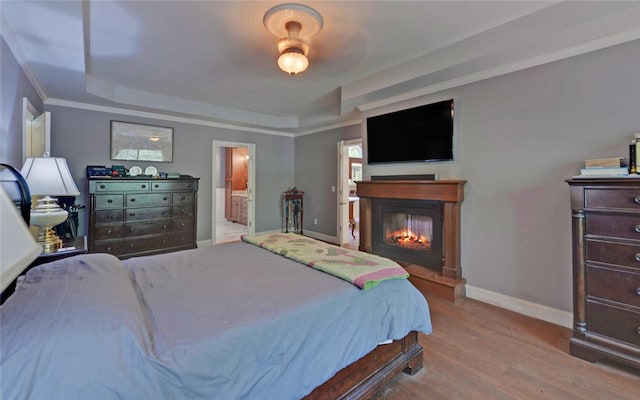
left=337, top=139, right=362, bottom=248
left=212, top=141, right=256, bottom=244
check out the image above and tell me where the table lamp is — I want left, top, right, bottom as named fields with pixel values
left=21, top=157, right=80, bottom=253
left=0, top=186, right=41, bottom=292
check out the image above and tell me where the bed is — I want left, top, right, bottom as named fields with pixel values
left=1, top=234, right=431, bottom=399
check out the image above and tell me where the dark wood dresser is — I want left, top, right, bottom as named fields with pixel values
left=567, top=177, right=640, bottom=369
left=88, top=177, right=199, bottom=259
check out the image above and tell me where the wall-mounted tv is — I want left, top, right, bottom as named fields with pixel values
left=366, top=99, right=454, bottom=164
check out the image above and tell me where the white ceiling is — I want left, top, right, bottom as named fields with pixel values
left=2, top=1, right=640, bottom=135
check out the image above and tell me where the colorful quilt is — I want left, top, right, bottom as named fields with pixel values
left=242, top=232, right=409, bottom=290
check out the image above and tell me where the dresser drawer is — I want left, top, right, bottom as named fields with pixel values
left=173, top=192, right=194, bottom=205
left=587, top=213, right=640, bottom=240
left=92, top=240, right=123, bottom=256
left=586, top=188, right=640, bottom=210
left=171, top=232, right=194, bottom=247
left=123, top=236, right=171, bottom=255
left=588, top=301, right=640, bottom=347
left=586, top=239, right=640, bottom=270
left=95, top=194, right=124, bottom=209
left=173, top=217, right=194, bottom=233
left=172, top=205, right=194, bottom=218
left=94, top=225, right=124, bottom=241
left=126, top=193, right=170, bottom=208
left=95, top=181, right=150, bottom=192
left=152, top=181, right=197, bottom=191
left=125, top=221, right=171, bottom=237
left=587, top=265, right=640, bottom=307
left=94, top=209, right=124, bottom=224
left=126, top=207, right=170, bottom=222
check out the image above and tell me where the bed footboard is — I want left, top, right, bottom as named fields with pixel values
left=304, top=331, right=423, bottom=400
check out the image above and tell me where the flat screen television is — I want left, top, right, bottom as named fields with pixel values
left=366, top=99, right=454, bottom=164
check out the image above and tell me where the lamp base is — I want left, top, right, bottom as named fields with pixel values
left=37, top=226, right=64, bottom=253
left=30, top=196, right=69, bottom=254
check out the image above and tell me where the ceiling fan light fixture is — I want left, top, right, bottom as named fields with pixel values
left=278, top=48, right=309, bottom=76
left=264, top=3, right=323, bottom=76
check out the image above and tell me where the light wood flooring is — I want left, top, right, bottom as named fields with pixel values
left=371, top=295, right=640, bottom=399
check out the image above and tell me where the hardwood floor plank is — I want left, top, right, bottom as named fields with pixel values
left=372, top=296, right=640, bottom=399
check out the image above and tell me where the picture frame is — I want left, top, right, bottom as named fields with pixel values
left=110, top=121, right=173, bottom=162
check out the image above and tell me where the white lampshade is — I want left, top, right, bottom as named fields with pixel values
left=0, top=187, right=41, bottom=292
left=21, top=157, right=80, bottom=197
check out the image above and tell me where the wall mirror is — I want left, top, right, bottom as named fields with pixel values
left=110, top=121, right=173, bottom=162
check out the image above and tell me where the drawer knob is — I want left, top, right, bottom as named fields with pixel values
left=106, top=229, right=112, bottom=235
left=100, top=185, right=106, bottom=189
left=635, top=225, right=640, bottom=234
left=636, top=287, right=640, bottom=296
left=141, top=184, right=146, bottom=189
left=130, top=198, right=136, bottom=203
left=636, top=254, right=640, bottom=262
left=635, top=196, right=640, bottom=204
left=130, top=213, right=136, bottom=217
left=163, top=197, right=168, bottom=201
left=154, top=184, right=159, bottom=188
left=107, top=199, right=113, bottom=204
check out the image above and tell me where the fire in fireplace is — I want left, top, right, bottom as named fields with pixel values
left=384, top=213, right=433, bottom=250
left=373, top=199, right=443, bottom=272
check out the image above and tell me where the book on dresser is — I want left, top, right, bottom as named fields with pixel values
left=88, top=177, right=199, bottom=259
left=578, top=167, right=629, bottom=176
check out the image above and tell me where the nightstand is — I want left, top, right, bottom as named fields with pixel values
left=0, top=236, right=88, bottom=304
left=30, top=236, right=88, bottom=268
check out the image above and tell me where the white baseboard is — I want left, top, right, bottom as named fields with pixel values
left=465, top=285, right=573, bottom=329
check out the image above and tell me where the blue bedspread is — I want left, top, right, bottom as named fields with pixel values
left=1, top=241, right=431, bottom=399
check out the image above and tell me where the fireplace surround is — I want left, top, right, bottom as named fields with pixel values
left=357, top=179, right=466, bottom=301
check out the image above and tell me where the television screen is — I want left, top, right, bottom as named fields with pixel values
left=366, top=99, right=453, bottom=164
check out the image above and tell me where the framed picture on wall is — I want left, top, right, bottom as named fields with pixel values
left=110, top=121, right=174, bottom=162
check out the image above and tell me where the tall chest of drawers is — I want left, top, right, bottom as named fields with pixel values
left=567, top=177, right=640, bottom=369
left=89, top=177, right=199, bottom=259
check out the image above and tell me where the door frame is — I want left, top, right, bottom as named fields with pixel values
left=212, top=140, right=256, bottom=244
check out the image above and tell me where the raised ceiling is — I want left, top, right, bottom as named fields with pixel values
left=2, top=1, right=640, bottom=135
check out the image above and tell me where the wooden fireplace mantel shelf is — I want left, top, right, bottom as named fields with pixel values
left=356, top=180, right=465, bottom=203
left=356, top=179, right=466, bottom=302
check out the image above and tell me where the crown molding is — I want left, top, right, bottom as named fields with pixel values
left=44, top=98, right=296, bottom=137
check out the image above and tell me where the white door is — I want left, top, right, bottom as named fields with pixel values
left=22, top=97, right=51, bottom=163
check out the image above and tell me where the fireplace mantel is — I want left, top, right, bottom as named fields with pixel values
left=356, top=179, right=466, bottom=301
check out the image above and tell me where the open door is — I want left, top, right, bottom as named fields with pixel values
left=22, top=97, right=51, bottom=163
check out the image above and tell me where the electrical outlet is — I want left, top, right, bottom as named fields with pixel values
left=314, top=218, right=318, bottom=225
left=331, top=186, right=335, bottom=192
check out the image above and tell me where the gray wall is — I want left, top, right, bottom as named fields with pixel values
left=45, top=105, right=295, bottom=241
left=1, top=37, right=42, bottom=167
left=294, top=124, right=361, bottom=235
left=296, top=39, right=640, bottom=312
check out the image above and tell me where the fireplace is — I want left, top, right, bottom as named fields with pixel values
left=356, top=179, right=465, bottom=302
left=373, top=199, right=443, bottom=272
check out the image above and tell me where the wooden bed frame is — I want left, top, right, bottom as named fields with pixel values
left=304, top=331, right=423, bottom=399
